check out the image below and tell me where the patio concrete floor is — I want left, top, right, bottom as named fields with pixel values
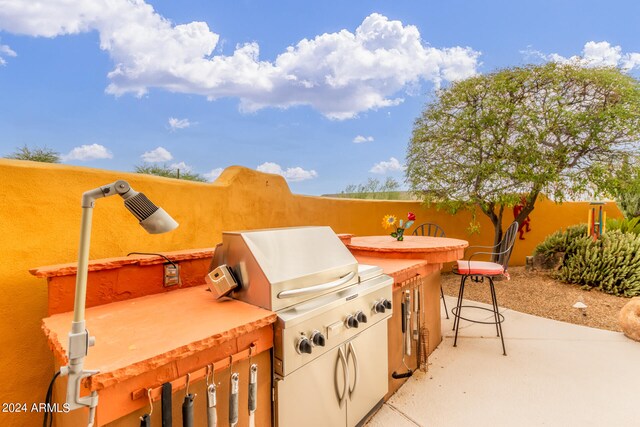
left=366, top=296, right=640, bottom=427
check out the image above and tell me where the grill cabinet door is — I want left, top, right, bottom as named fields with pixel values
left=346, top=320, right=389, bottom=427
left=275, top=344, right=347, bottom=427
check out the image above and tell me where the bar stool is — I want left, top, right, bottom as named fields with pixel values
left=412, top=222, right=449, bottom=319
left=452, top=222, right=519, bottom=355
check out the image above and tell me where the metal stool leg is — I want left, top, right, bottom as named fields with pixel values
left=440, top=285, right=449, bottom=319
left=452, top=275, right=466, bottom=331
left=489, top=278, right=506, bottom=356
left=489, top=278, right=500, bottom=337
left=453, top=275, right=467, bottom=348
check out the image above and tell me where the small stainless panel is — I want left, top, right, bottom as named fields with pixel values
left=357, top=264, right=383, bottom=282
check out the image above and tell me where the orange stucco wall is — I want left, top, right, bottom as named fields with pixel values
left=0, top=159, right=621, bottom=425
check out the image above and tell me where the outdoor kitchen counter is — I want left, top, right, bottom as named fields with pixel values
left=40, top=285, right=276, bottom=426
left=348, top=235, right=468, bottom=400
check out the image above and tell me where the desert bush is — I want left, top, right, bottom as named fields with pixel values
left=5, top=145, right=60, bottom=163
left=556, top=230, right=640, bottom=297
left=134, top=164, right=207, bottom=182
left=606, top=217, right=640, bottom=235
left=533, top=224, right=587, bottom=257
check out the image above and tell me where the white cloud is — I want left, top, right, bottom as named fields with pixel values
left=141, top=147, right=173, bottom=162
left=369, top=157, right=405, bottom=174
left=523, top=41, right=640, bottom=73
left=0, top=42, right=16, bottom=65
left=621, top=52, right=640, bottom=72
left=169, top=161, right=193, bottom=173
left=61, top=144, right=113, bottom=161
left=582, top=41, right=622, bottom=66
left=0, top=3, right=480, bottom=119
left=203, top=167, right=224, bottom=181
left=256, top=162, right=318, bottom=182
left=353, top=135, right=374, bottom=143
left=168, top=117, right=191, bottom=131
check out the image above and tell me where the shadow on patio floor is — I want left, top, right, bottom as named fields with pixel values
left=366, top=296, right=639, bottom=427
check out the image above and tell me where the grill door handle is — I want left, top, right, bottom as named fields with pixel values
left=335, top=347, right=349, bottom=408
left=347, top=341, right=359, bottom=399
left=277, top=271, right=356, bottom=299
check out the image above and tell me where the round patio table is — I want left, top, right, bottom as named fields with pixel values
left=346, top=235, right=468, bottom=264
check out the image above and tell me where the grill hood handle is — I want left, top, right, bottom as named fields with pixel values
left=277, top=271, right=356, bottom=299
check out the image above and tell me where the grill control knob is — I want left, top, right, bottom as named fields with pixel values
left=345, top=315, right=359, bottom=329
left=383, top=299, right=392, bottom=310
left=311, top=331, right=326, bottom=347
left=355, top=310, right=368, bottom=324
left=374, top=301, right=386, bottom=313
left=297, top=337, right=313, bottom=355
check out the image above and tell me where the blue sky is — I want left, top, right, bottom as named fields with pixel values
left=1, top=0, right=639, bottom=195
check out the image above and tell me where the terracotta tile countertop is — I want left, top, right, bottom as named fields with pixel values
left=347, top=235, right=468, bottom=263
left=354, top=255, right=435, bottom=285
left=42, top=285, right=276, bottom=392
left=30, top=248, right=215, bottom=278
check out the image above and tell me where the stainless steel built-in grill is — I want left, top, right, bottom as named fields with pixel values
left=211, top=226, right=393, bottom=427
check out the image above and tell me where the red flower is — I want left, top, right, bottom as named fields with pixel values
left=407, top=212, right=416, bottom=221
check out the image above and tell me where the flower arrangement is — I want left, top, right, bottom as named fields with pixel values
left=382, top=212, right=415, bottom=241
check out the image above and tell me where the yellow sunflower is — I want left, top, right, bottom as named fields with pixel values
left=382, top=214, right=397, bottom=229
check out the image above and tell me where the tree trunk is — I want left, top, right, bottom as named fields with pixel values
left=480, top=203, right=502, bottom=262
left=492, top=205, right=504, bottom=262
left=482, top=195, right=541, bottom=263
left=514, top=193, right=538, bottom=228
left=492, top=220, right=502, bottom=261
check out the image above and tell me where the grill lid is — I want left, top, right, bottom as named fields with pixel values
left=238, top=226, right=356, bottom=285
left=213, top=226, right=359, bottom=311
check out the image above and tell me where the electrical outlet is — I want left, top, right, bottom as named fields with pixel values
left=163, top=263, right=180, bottom=287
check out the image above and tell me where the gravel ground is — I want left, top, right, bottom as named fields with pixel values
left=441, top=266, right=628, bottom=332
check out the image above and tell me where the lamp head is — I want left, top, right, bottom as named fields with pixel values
left=115, top=180, right=179, bottom=234
left=137, top=207, right=179, bottom=234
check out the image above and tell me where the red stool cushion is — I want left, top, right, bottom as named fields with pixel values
left=456, top=260, right=504, bottom=276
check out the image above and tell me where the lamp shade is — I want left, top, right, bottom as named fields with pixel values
left=139, top=208, right=179, bottom=234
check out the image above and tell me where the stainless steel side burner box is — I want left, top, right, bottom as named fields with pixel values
left=211, top=226, right=393, bottom=427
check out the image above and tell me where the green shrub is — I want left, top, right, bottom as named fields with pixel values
left=606, top=217, right=640, bottom=235
left=556, top=230, right=640, bottom=297
left=5, top=145, right=60, bottom=163
left=533, top=224, right=587, bottom=257
left=134, top=164, right=207, bottom=182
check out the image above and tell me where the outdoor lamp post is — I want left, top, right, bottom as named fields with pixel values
left=61, top=180, right=178, bottom=426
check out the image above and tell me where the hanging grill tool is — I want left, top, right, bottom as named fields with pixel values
left=405, top=290, right=412, bottom=357
left=229, top=372, right=240, bottom=427
left=161, top=382, right=172, bottom=427
left=392, top=290, right=414, bottom=379
left=418, top=283, right=430, bottom=372
left=206, top=364, right=217, bottom=427
left=248, top=364, right=258, bottom=427
left=413, top=287, right=420, bottom=360
left=182, top=374, right=195, bottom=427
left=140, top=388, right=152, bottom=427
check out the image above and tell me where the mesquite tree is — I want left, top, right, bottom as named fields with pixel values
left=5, top=145, right=60, bottom=163
left=407, top=62, right=640, bottom=249
left=612, top=156, right=640, bottom=218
